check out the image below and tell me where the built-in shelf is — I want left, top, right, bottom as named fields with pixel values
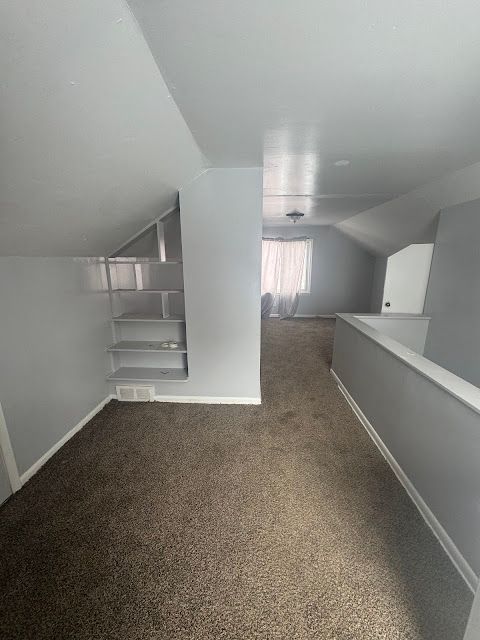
left=107, top=340, right=187, bottom=353
left=107, top=213, right=188, bottom=394
left=112, top=313, right=185, bottom=323
left=112, top=289, right=184, bottom=294
left=107, top=367, right=188, bottom=382
left=108, top=258, right=182, bottom=265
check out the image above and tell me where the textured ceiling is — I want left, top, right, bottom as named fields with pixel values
left=0, top=0, right=205, bottom=256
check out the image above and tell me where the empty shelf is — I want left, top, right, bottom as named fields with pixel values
left=107, top=367, right=188, bottom=382
left=107, top=340, right=187, bottom=353
left=113, top=289, right=184, bottom=294
left=108, top=259, right=182, bottom=265
left=112, top=313, right=185, bottom=323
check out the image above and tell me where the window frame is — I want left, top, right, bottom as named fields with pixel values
left=299, top=238, right=313, bottom=295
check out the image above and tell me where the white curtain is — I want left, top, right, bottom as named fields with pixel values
left=261, top=237, right=307, bottom=318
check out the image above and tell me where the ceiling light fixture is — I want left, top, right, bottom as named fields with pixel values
left=286, top=210, right=304, bottom=224
left=334, top=159, right=350, bottom=166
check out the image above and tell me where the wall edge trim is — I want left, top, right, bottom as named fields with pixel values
left=0, top=401, right=21, bottom=492
left=330, top=368, right=478, bottom=593
left=20, top=395, right=114, bottom=486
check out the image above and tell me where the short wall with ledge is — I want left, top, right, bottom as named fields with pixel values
left=331, top=313, right=480, bottom=592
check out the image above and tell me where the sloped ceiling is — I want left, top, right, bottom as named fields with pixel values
left=336, top=161, right=480, bottom=255
left=3, top=0, right=480, bottom=256
left=0, top=0, right=205, bottom=256
left=128, top=0, right=480, bottom=240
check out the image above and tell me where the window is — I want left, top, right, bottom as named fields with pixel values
left=299, top=238, right=313, bottom=294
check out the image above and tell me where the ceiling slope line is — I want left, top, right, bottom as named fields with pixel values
left=334, top=161, right=480, bottom=257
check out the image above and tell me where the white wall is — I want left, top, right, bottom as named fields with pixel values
left=380, top=244, right=434, bottom=314
left=424, top=198, right=480, bottom=388
left=263, top=225, right=375, bottom=315
left=0, top=258, right=112, bottom=476
left=356, top=316, right=430, bottom=354
left=181, top=168, right=262, bottom=399
left=332, top=315, right=480, bottom=589
left=370, top=257, right=388, bottom=312
left=130, top=168, right=263, bottom=400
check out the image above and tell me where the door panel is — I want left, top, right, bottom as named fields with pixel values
left=382, top=243, right=434, bottom=314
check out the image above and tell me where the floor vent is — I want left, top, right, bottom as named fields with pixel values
left=116, top=385, right=154, bottom=402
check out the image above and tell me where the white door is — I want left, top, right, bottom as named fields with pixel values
left=382, top=244, right=434, bottom=314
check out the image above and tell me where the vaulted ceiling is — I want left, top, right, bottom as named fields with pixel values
left=129, top=0, right=480, bottom=232
left=2, top=0, right=480, bottom=255
left=0, top=0, right=205, bottom=256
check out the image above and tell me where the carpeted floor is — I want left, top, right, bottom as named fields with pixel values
left=0, top=319, right=473, bottom=639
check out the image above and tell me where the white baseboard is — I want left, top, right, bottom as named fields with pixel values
left=20, top=395, right=114, bottom=486
left=151, top=395, right=262, bottom=405
left=269, top=314, right=336, bottom=319
left=331, top=368, right=478, bottom=593
left=19, top=393, right=259, bottom=487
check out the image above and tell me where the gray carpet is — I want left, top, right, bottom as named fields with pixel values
left=0, top=319, right=473, bottom=639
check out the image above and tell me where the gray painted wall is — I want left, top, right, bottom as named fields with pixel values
left=164, top=213, right=183, bottom=261
left=0, top=258, right=111, bottom=475
left=332, top=315, right=480, bottom=586
left=424, top=198, right=480, bottom=387
left=263, top=226, right=374, bottom=315
left=180, top=168, right=262, bottom=398
left=357, top=316, right=430, bottom=354
left=370, top=257, right=388, bottom=312
left=119, top=226, right=158, bottom=258
left=126, top=168, right=263, bottom=399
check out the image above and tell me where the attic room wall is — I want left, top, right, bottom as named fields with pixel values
left=0, top=258, right=111, bottom=477
left=263, top=226, right=375, bottom=315
left=424, top=197, right=480, bottom=387
left=140, top=168, right=262, bottom=400
left=179, top=168, right=262, bottom=399
left=370, top=257, right=388, bottom=313
left=118, top=227, right=158, bottom=258
left=163, top=213, right=183, bottom=260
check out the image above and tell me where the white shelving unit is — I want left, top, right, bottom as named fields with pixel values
left=112, top=289, right=184, bottom=294
left=108, top=259, right=182, bottom=265
left=107, top=367, right=188, bottom=382
left=107, top=340, right=187, bottom=353
left=112, top=313, right=185, bottom=322
left=105, top=208, right=188, bottom=390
